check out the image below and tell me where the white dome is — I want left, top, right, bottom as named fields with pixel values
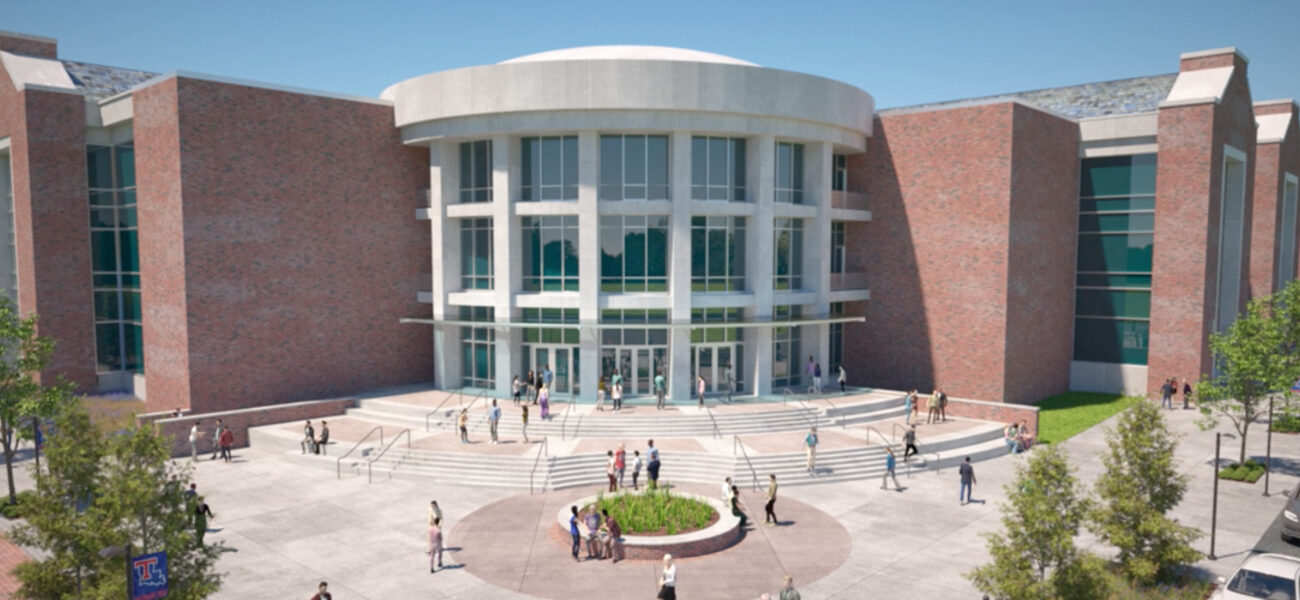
left=501, top=45, right=757, bottom=67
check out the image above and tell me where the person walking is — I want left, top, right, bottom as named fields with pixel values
left=603, top=509, right=622, bottom=563
left=927, top=390, right=941, bottom=424
left=1182, top=379, right=1193, bottom=409
left=526, top=370, right=537, bottom=405
left=881, top=447, right=901, bottom=490
left=813, top=363, right=822, bottom=395
left=596, top=376, right=607, bottom=412
left=1160, top=377, right=1173, bottom=410
left=542, top=364, right=554, bottom=395
left=194, top=499, right=214, bottom=546
left=539, top=383, right=550, bottom=420
left=512, top=375, right=523, bottom=407
left=904, top=390, right=914, bottom=425
left=189, top=421, right=203, bottom=461
left=779, top=575, right=802, bottom=600
left=316, top=421, right=330, bottom=455
left=615, top=444, right=627, bottom=488
left=301, top=420, right=315, bottom=454
left=631, top=450, right=643, bottom=490
left=804, top=428, right=819, bottom=473
left=428, top=516, right=444, bottom=572
left=903, top=424, right=918, bottom=461
left=612, top=379, right=623, bottom=412
left=521, top=404, right=530, bottom=443
left=209, top=419, right=224, bottom=460
left=697, top=374, right=707, bottom=408
left=723, top=363, right=735, bottom=403
left=219, top=426, right=234, bottom=463
left=658, top=554, right=677, bottom=600
left=765, top=474, right=778, bottom=526
left=837, top=364, right=846, bottom=393
left=458, top=409, right=469, bottom=443
left=647, top=440, right=661, bottom=489
left=730, top=484, right=748, bottom=527
left=959, top=456, right=977, bottom=505
left=488, top=399, right=501, bottom=444
left=568, top=505, right=581, bottom=561
left=937, top=387, right=948, bottom=422
left=654, top=370, right=667, bottom=409
left=310, top=582, right=333, bottom=600
left=426, top=500, right=444, bottom=556
left=606, top=450, right=617, bottom=493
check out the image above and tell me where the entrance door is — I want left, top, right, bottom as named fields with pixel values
left=526, top=345, right=580, bottom=396
left=692, top=343, right=744, bottom=394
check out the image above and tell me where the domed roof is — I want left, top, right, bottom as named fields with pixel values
left=501, top=45, right=757, bottom=67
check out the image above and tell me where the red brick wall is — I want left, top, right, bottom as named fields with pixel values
left=145, top=396, right=356, bottom=457
left=1148, top=59, right=1257, bottom=395
left=1179, top=53, right=1242, bottom=73
left=1249, top=103, right=1300, bottom=297
left=133, top=76, right=432, bottom=413
left=0, top=61, right=97, bottom=390
left=921, top=395, right=1040, bottom=438
left=0, top=35, right=56, bottom=59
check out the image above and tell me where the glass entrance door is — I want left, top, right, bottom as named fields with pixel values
left=600, top=346, right=668, bottom=397
left=524, top=345, right=580, bottom=396
left=692, top=343, right=744, bottom=394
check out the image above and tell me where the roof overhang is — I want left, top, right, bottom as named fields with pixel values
left=398, top=315, right=864, bottom=330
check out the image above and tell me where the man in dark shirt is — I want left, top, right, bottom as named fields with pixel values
left=1160, top=378, right=1173, bottom=410
left=959, top=456, right=976, bottom=505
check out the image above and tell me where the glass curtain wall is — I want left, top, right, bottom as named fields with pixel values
left=600, top=215, right=669, bottom=292
left=521, top=308, right=580, bottom=395
left=521, top=136, right=578, bottom=201
left=460, top=218, right=493, bottom=290
left=690, top=136, right=746, bottom=201
left=771, top=305, right=802, bottom=389
left=832, top=154, right=847, bottom=192
left=691, top=217, right=746, bottom=292
left=600, top=309, right=669, bottom=396
left=773, top=218, right=804, bottom=291
left=775, top=142, right=804, bottom=204
left=459, top=306, right=496, bottom=388
left=691, top=308, right=744, bottom=393
left=87, top=144, right=143, bottom=374
left=599, top=135, right=669, bottom=201
left=830, top=222, right=845, bottom=275
left=1073, top=154, right=1156, bottom=365
left=459, top=140, right=492, bottom=203
left=521, top=216, right=579, bottom=291
left=1279, top=178, right=1298, bottom=289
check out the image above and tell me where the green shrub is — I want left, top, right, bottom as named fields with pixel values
left=589, top=486, right=716, bottom=535
left=1219, top=462, right=1266, bottom=483
left=1272, top=415, right=1300, bottom=433
left=1, top=490, right=37, bottom=520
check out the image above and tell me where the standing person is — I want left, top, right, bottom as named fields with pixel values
left=526, top=370, right=537, bottom=405
left=959, top=456, right=977, bottom=505
left=647, top=439, right=661, bottom=489
left=512, top=375, right=523, bottom=407
left=904, top=390, right=915, bottom=425
left=721, top=476, right=734, bottom=503
left=301, top=420, right=315, bottom=454
left=837, top=364, right=847, bottom=393
left=1182, top=379, right=1193, bottom=409
left=631, top=450, right=643, bottom=490
left=209, top=419, right=224, bottom=460
left=457, top=409, right=469, bottom=443
left=654, top=370, right=667, bottom=410
left=310, top=582, right=332, bottom=600
left=779, top=575, right=802, bottom=600
left=194, top=499, right=214, bottom=546
left=596, top=376, right=607, bottom=412
left=615, top=444, right=627, bottom=488
left=612, top=379, right=623, bottom=412
left=542, top=364, right=554, bottom=396
left=568, top=506, right=581, bottom=561
left=730, top=484, right=747, bottom=527
left=606, top=450, right=617, bottom=493
left=521, top=404, right=530, bottom=443
left=183, top=483, right=198, bottom=504
left=937, top=387, right=948, bottom=422
left=428, top=516, right=444, bottom=573
left=658, top=554, right=677, bottom=600
left=539, top=383, right=551, bottom=420
left=189, top=421, right=203, bottom=461
left=697, top=374, right=707, bottom=408
left=219, top=426, right=234, bottom=463
left=317, top=421, right=330, bottom=455
left=723, top=363, right=735, bottom=403
left=603, top=509, right=622, bottom=563
left=927, top=390, right=941, bottom=424
left=427, top=500, right=444, bottom=553
left=1160, top=378, right=1173, bottom=410
left=585, top=508, right=603, bottom=559
left=488, top=399, right=501, bottom=444
left=813, top=363, right=822, bottom=394
left=881, top=447, right=901, bottom=490
left=804, top=428, right=819, bottom=473
left=765, top=474, right=778, bottom=526
left=805, top=355, right=816, bottom=394
left=903, top=425, right=918, bottom=461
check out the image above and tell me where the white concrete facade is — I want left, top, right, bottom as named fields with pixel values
left=386, top=47, right=874, bottom=401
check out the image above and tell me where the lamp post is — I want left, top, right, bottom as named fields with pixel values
left=1264, top=396, right=1274, bottom=497
left=1209, top=432, right=1236, bottom=561
left=97, top=543, right=133, bottom=600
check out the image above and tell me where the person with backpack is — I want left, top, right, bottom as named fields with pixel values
left=804, top=428, right=819, bottom=473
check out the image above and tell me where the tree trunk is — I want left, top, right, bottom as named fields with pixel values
left=2, top=416, right=13, bottom=505
left=1240, top=428, right=1249, bottom=465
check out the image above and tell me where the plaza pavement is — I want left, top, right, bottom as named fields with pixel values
left=0, top=401, right=1295, bottom=598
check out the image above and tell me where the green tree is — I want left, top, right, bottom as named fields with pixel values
left=967, top=445, right=1109, bottom=600
left=0, top=296, right=74, bottom=505
left=1197, top=294, right=1294, bottom=464
left=1091, top=401, right=1202, bottom=584
left=11, top=402, right=221, bottom=599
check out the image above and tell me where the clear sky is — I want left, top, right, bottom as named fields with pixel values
left=3, top=0, right=1298, bottom=108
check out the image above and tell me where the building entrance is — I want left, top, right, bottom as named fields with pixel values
left=692, top=343, right=744, bottom=395
left=600, top=346, right=668, bottom=396
left=523, top=345, right=579, bottom=396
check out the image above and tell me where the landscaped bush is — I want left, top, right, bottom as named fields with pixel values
left=1272, top=414, right=1300, bottom=434
left=589, top=486, right=716, bottom=535
left=1, top=490, right=37, bottom=520
left=1100, top=569, right=1213, bottom=599
left=1219, top=460, right=1265, bottom=483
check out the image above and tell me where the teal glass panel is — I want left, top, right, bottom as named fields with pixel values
left=599, top=136, right=622, bottom=200
left=1076, top=274, right=1152, bottom=288
left=91, top=232, right=117, bottom=271
left=1073, top=318, right=1149, bottom=365
left=562, top=137, right=578, bottom=200
left=1077, top=233, right=1153, bottom=272
left=625, top=230, right=645, bottom=278
left=90, top=208, right=116, bottom=229
left=124, top=324, right=143, bottom=371
left=648, top=224, right=667, bottom=277
left=732, top=139, right=746, bottom=201
left=93, top=291, right=119, bottom=320
left=93, top=274, right=118, bottom=287
left=1075, top=289, right=1150, bottom=318
left=1079, top=213, right=1155, bottom=232
left=115, top=146, right=135, bottom=188
left=87, top=146, right=113, bottom=189
left=118, top=231, right=139, bottom=272
left=95, top=323, right=121, bottom=372
left=691, top=137, right=707, bottom=198
left=89, top=191, right=115, bottom=207
left=120, top=207, right=137, bottom=227
left=120, top=274, right=140, bottom=290
left=1080, top=196, right=1155, bottom=212
left=120, top=291, right=141, bottom=321
left=1080, top=154, right=1157, bottom=197
left=521, top=137, right=537, bottom=201
left=118, top=190, right=136, bottom=207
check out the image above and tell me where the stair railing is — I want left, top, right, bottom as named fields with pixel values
left=336, top=426, right=384, bottom=479
left=704, top=403, right=722, bottom=440
left=891, top=423, right=909, bottom=445
left=783, top=387, right=819, bottom=431
left=529, top=437, right=550, bottom=495
left=733, top=436, right=760, bottom=491
left=366, top=428, right=411, bottom=483
left=863, top=425, right=891, bottom=448
left=425, top=389, right=463, bottom=432
left=560, top=391, right=578, bottom=440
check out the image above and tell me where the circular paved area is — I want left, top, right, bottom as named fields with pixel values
left=449, top=483, right=850, bottom=599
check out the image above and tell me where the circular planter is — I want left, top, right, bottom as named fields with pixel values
left=555, top=491, right=741, bottom=559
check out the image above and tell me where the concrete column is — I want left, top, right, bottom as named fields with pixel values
left=491, top=134, right=518, bottom=396
left=669, top=131, right=694, bottom=401
left=577, top=131, right=601, bottom=402
left=749, top=135, right=777, bottom=396
left=805, top=142, right=834, bottom=374
left=430, top=141, right=462, bottom=390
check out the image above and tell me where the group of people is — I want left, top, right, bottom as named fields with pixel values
left=187, top=419, right=236, bottom=462
left=183, top=482, right=216, bottom=546
left=1002, top=422, right=1036, bottom=454
left=512, top=365, right=556, bottom=419
left=804, top=356, right=848, bottom=395
left=1160, top=377, right=1194, bottom=410
left=604, top=443, right=647, bottom=490
left=299, top=420, right=330, bottom=455
left=568, top=504, right=625, bottom=563
left=900, top=388, right=950, bottom=425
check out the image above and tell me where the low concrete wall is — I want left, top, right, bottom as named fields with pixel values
left=922, top=395, right=1040, bottom=437
left=554, top=492, right=741, bottom=560
left=143, top=397, right=356, bottom=458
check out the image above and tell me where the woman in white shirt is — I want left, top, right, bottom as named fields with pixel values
left=658, top=553, right=676, bottom=600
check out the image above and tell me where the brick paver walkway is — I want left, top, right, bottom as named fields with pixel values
left=0, top=532, right=29, bottom=599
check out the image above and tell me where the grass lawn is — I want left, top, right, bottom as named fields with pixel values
left=1037, top=392, right=1143, bottom=445
left=81, top=394, right=145, bottom=432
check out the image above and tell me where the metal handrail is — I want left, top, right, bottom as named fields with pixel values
left=905, top=451, right=942, bottom=478
left=891, top=423, right=909, bottom=444
left=336, top=426, right=384, bottom=479
left=426, top=389, right=463, bottom=432
left=560, top=391, right=578, bottom=440
left=529, top=437, right=550, bottom=495
left=863, top=426, right=891, bottom=447
left=704, top=403, right=722, bottom=439
left=366, top=428, right=411, bottom=483
left=784, top=388, right=819, bottom=431
left=733, top=436, right=759, bottom=491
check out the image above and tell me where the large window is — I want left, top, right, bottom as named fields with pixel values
left=1279, top=175, right=1298, bottom=288
left=691, top=216, right=746, bottom=292
left=1215, top=147, right=1248, bottom=335
left=459, top=306, right=495, bottom=388
left=829, top=302, right=844, bottom=372
left=832, top=154, right=847, bottom=192
left=460, top=218, right=493, bottom=290
left=691, top=308, right=745, bottom=393
left=771, top=305, right=802, bottom=389
left=773, top=218, right=804, bottom=291
left=1073, top=154, right=1155, bottom=365
left=521, top=216, right=579, bottom=291
left=691, top=136, right=746, bottom=201
left=88, top=144, right=143, bottom=374
left=600, top=309, right=670, bottom=347
left=831, top=222, right=845, bottom=274
left=521, top=136, right=578, bottom=201
left=522, top=308, right=579, bottom=345
left=775, top=142, right=804, bottom=204
left=600, top=215, right=669, bottom=292
left=600, top=135, right=669, bottom=201
left=459, top=140, right=492, bottom=203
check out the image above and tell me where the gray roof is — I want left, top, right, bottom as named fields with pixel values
left=61, top=60, right=157, bottom=100
left=881, top=73, right=1179, bottom=120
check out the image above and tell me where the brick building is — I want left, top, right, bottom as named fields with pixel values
left=0, top=31, right=1294, bottom=411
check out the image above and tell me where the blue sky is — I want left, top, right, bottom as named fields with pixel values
left=3, top=0, right=1298, bottom=108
